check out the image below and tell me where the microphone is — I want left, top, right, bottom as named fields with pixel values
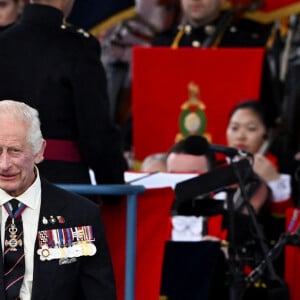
left=184, top=135, right=252, bottom=158
left=209, top=143, right=253, bottom=158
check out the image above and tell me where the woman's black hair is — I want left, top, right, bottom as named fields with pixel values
left=228, top=100, right=269, bottom=129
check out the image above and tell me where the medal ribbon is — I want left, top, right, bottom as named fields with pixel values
left=4, top=201, right=26, bottom=219
left=58, top=228, right=65, bottom=247
left=65, top=228, right=72, bottom=247
left=85, top=225, right=95, bottom=242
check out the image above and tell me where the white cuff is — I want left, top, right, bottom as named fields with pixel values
left=268, top=174, right=291, bottom=202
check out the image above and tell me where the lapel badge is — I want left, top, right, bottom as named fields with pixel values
left=42, top=216, right=48, bottom=225
left=57, top=216, right=65, bottom=224
left=50, top=215, right=56, bottom=224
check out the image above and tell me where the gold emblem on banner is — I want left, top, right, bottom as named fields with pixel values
left=175, top=82, right=211, bottom=142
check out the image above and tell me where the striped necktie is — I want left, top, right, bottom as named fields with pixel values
left=3, top=199, right=26, bottom=300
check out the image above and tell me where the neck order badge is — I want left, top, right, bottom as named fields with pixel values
left=3, top=199, right=27, bottom=299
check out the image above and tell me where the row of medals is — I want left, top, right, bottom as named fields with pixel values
left=37, top=227, right=97, bottom=261
left=38, top=241, right=97, bottom=261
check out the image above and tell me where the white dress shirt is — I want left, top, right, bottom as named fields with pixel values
left=0, top=167, right=42, bottom=300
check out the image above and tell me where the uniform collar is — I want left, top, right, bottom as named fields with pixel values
left=0, top=23, right=15, bottom=32
left=182, top=11, right=226, bottom=32
left=21, top=3, right=64, bottom=27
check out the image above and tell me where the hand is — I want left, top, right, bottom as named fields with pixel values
left=253, top=154, right=280, bottom=182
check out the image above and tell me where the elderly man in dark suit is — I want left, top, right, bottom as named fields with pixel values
left=0, top=100, right=116, bottom=299
left=0, top=0, right=127, bottom=185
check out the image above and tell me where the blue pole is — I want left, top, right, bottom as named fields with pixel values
left=125, top=194, right=137, bottom=300
left=57, top=184, right=145, bottom=300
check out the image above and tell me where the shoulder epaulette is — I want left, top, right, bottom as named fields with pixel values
left=60, top=21, right=90, bottom=38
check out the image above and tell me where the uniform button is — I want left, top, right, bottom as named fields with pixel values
left=204, top=25, right=215, bottom=36
left=230, top=26, right=237, bottom=33
left=192, top=40, right=201, bottom=47
left=184, top=25, right=192, bottom=35
left=77, top=28, right=90, bottom=38
left=61, top=24, right=66, bottom=29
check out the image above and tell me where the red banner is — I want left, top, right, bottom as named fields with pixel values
left=101, top=188, right=174, bottom=300
left=132, top=47, right=264, bottom=161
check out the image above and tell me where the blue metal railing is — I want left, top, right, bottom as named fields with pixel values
left=57, top=184, right=146, bottom=300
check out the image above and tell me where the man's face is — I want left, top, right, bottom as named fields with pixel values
left=0, top=114, right=45, bottom=197
left=180, top=0, right=223, bottom=26
left=166, top=153, right=209, bottom=173
left=0, top=0, right=21, bottom=27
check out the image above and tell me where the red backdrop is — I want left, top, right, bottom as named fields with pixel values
left=132, top=47, right=265, bottom=161
left=101, top=188, right=174, bottom=300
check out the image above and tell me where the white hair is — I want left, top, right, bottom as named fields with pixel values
left=0, top=100, right=44, bottom=154
left=141, top=152, right=167, bottom=172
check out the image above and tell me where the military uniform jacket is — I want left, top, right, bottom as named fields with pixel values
left=0, top=178, right=116, bottom=300
left=152, top=12, right=272, bottom=48
left=0, top=4, right=126, bottom=184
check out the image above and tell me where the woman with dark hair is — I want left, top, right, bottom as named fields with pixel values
left=221, top=100, right=292, bottom=297
left=226, top=100, right=294, bottom=216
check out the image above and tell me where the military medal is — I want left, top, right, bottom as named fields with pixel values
left=65, top=228, right=74, bottom=257
left=89, top=243, right=97, bottom=256
left=37, top=245, right=51, bottom=261
left=5, top=221, right=22, bottom=251
left=57, top=216, right=65, bottom=224
left=50, top=215, right=56, bottom=224
left=52, top=247, right=62, bottom=259
left=84, top=242, right=96, bottom=256
left=4, top=201, right=26, bottom=251
left=37, top=231, right=52, bottom=260
left=37, top=225, right=97, bottom=261
left=72, top=244, right=83, bottom=257
left=85, top=225, right=96, bottom=256
left=66, top=245, right=75, bottom=258
left=76, top=226, right=89, bottom=256
left=72, top=227, right=83, bottom=257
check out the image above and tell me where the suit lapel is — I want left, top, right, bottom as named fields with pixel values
left=31, top=179, right=68, bottom=300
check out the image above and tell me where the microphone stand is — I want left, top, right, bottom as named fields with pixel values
left=230, top=158, right=282, bottom=299
left=246, top=233, right=287, bottom=284
left=174, top=158, right=284, bottom=299
left=225, top=157, right=257, bottom=300
left=226, top=187, right=246, bottom=300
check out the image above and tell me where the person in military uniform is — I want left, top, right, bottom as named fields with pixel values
left=0, top=0, right=127, bottom=185
left=0, top=0, right=23, bottom=32
left=152, top=0, right=272, bottom=48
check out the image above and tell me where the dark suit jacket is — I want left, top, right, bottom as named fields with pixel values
left=0, top=178, right=116, bottom=300
left=0, top=4, right=126, bottom=185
